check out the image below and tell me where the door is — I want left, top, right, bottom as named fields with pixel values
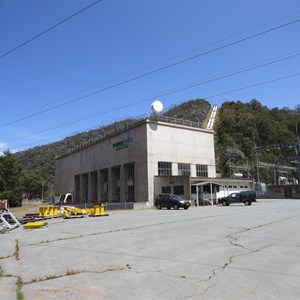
left=165, top=196, right=173, bottom=207
left=229, top=193, right=240, bottom=203
left=284, top=186, right=292, bottom=198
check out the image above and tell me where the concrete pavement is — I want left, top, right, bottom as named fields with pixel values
left=1, top=199, right=300, bottom=299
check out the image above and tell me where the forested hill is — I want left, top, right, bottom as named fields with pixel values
left=14, top=98, right=300, bottom=184
left=14, top=99, right=211, bottom=183
left=215, top=99, right=300, bottom=179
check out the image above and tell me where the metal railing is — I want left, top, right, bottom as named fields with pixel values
left=57, top=116, right=205, bottom=158
left=151, top=115, right=204, bottom=129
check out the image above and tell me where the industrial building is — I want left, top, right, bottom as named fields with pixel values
left=55, top=115, right=254, bottom=208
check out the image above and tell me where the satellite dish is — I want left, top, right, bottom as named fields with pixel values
left=151, top=100, right=163, bottom=113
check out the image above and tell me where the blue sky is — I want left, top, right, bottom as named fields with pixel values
left=0, top=0, right=299, bottom=154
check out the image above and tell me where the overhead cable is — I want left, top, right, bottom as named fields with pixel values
left=0, top=0, right=103, bottom=60
left=2, top=11, right=299, bottom=125
left=1, top=18, right=299, bottom=128
left=205, top=73, right=300, bottom=99
left=3, top=51, right=300, bottom=142
left=9, top=72, right=300, bottom=151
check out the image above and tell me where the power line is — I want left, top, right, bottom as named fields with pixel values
left=152, top=52, right=300, bottom=99
left=8, top=72, right=300, bottom=151
left=205, top=73, right=300, bottom=99
left=4, top=62, right=300, bottom=145
left=3, top=51, right=300, bottom=142
left=2, top=11, right=299, bottom=125
left=1, top=18, right=299, bottom=128
left=0, top=0, right=103, bottom=60
left=2, top=50, right=300, bottom=130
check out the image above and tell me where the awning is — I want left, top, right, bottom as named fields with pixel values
left=191, top=181, right=223, bottom=206
left=192, top=181, right=223, bottom=186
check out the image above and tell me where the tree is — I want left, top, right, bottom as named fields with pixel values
left=224, top=146, right=245, bottom=163
left=20, top=173, right=49, bottom=200
left=0, top=151, right=22, bottom=207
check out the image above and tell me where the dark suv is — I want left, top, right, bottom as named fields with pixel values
left=218, top=191, right=256, bottom=206
left=154, top=194, right=190, bottom=210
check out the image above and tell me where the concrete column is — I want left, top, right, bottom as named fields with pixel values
left=172, top=163, right=178, bottom=176
left=120, top=164, right=124, bottom=202
left=96, top=170, right=100, bottom=202
left=80, top=174, right=83, bottom=203
left=88, top=172, right=92, bottom=204
left=108, top=167, right=112, bottom=203
left=191, top=165, right=196, bottom=177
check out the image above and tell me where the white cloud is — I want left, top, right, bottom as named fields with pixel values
left=0, top=142, right=7, bottom=155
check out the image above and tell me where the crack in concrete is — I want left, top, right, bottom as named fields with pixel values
left=0, top=239, right=20, bottom=261
left=0, top=262, right=130, bottom=299
left=25, top=208, right=277, bottom=246
left=229, top=236, right=251, bottom=251
left=0, top=264, right=24, bottom=299
left=24, top=264, right=132, bottom=286
left=7, top=209, right=297, bottom=299
left=0, top=254, right=14, bottom=260
left=0, top=239, right=24, bottom=299
left=197, top=217, right=291, bottom=297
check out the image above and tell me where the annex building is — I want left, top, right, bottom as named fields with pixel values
left=55, top=116, right=221, bottom=208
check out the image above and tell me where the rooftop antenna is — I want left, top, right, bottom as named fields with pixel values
left=151, top=100, right=163, bottom=115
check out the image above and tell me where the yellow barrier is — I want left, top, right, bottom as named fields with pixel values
left=38, top=204, right=107, bottom=219
left=39, top=206, right=48, bottom=217
left=39, top=206, right=60, bottom=217
left=24, top=221, right=48, bottom=229
left=93, top=204, right=105, bottom=215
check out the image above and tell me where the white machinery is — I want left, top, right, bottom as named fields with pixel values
left=0, top=209, right=21, bottom=231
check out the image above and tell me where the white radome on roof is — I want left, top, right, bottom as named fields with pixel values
left=151, top=100, right=163, bottom=113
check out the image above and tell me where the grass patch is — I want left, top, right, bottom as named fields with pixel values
left=0, top=264, right=24, bottom=299
left=29, top=269, right=84, bottom=284
left=16, top=277, right=24, bottom=300
left=14, top=239, right=20, bottom=260
left=66, top=269, right=81, bottom=276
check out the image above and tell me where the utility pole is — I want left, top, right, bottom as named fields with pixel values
left=253, top=132, right=261, bottom=195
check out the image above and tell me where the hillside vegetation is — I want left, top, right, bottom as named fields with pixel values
left=14, top=98, right=300, bottom=189
left=215, top=99, right=300, bottom=181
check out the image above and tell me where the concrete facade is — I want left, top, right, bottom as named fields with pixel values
left=55, top=117, right=216, bottom=207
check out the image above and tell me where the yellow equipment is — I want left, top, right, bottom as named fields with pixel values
left=23, top=221, right=48, bottom=229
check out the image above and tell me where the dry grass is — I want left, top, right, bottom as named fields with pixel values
left=9, top=204, right=41, bottom=218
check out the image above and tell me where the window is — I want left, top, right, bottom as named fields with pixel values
left=158, top=161, right=172, bottom=176
left=111, top=166, right=121, bottom=202
left=178, top=163, right=190, bottom=176
left=173, top=185, right=184, bottom=195
left=162, top=186, right=172, bottom=194
left=100, top=169, right=108, bottom=202
left=196, top=164, right=208, bottom=177
left=91, top=171, right=98, bottom=202
left=240, top=185, right=248, bottom=189
left=82, top=173, right=89, bottom=202
left=74, top=175, right=80, bottom=202
left=124, top=163, right=135, bottom=202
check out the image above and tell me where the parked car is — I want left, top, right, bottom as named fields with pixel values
left=218, top=191, right=256, bottom=206
left=154, top=194, right=190, bottom=210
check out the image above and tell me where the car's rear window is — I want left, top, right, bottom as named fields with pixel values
left=171, top=195, right=182, bottom=200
